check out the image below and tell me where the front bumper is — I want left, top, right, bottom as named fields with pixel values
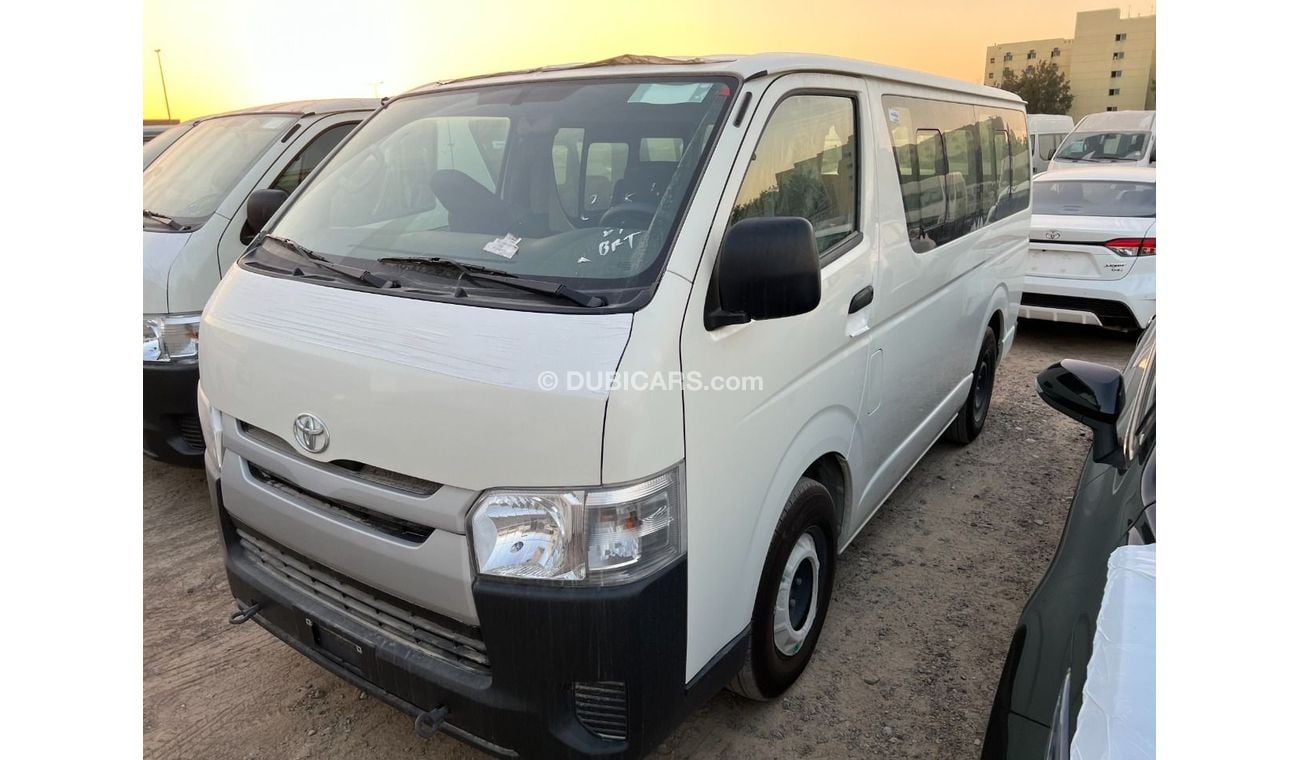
left=144, top=361, right=203, bottom=466
left=211, top=476, right=738, bottom=759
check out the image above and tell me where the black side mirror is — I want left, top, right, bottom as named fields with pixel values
left=1036, top=359, right=1126, bottom=468
left=246, top=188, right=289, bottom=235
left=705, top=217, right=821, bottom=330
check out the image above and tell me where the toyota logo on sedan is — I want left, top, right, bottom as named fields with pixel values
left=293, top=413, right=329, bottom=454
left=1045, top=230, right=1061, bottom=240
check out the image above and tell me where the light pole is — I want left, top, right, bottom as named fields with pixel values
left=154, top=48, right=172, bottom=121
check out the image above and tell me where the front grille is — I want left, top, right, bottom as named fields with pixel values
left=1021, top=293, right=1138, bottom=329
left=240, top=422, right=440, bottom=496
left=176, top=413, right=205, bottom=451
left=248, top=464, right=434, bottom=543
left=235, top=526, right=491, bottom=673
left=574, top=681, right=628, bottom=741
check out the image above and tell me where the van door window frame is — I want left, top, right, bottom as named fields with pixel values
left=727, top=87, right=864, bottom=268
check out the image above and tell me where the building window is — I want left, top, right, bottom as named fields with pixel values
left=1115, top=33, right=1127, bottom=42
left=1111, top=70, right=1123, bottom=78
left=1109, top=88, right=1121, bottom=96
left=988, top=72, right=994, bottom=79
left=1113, top=51, right=1125, bottom=60
left=1051, top=47, right=1061, bottom=58
left=1106, top=106, right=1118, bottom=112
left=1027, top=49, right=1037, bottom=60
left=989, top=57, right=996, bottom=64
left=1004, top=52, right=1013, bottom=62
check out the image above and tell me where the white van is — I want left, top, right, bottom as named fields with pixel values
left=1048, top=110, right=1155, bottom=171
left=143, top=99, right=377, bottom=465
left=1027, top=114, right=1074, bottom=174
left=196, top=54, right=1029, bottom=757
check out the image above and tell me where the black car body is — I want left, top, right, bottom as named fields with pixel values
left=982, top=322, right=1155, bottom=758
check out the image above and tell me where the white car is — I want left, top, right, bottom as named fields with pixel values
left=1048, top=110, right=1155, bottom=172
left=1021, top=166, right=1155, bottom=330
left=196, top=53, right=1031, bottom=756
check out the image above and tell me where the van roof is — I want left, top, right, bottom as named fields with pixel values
left=1027, top=114, right=1074, bottom=129
left=1075, top=110, right=1156, bottom=131
left=405, top=53, right=1024, bottom=105
left=196, top=98, right=381, bottom=122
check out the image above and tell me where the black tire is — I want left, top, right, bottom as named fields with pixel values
left=729, top=477, right=836, bottom=701
left=945, top=325, right=998, bottom=445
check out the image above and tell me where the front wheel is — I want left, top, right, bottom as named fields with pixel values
left=945, top=325, right=998, bottom=445
left=729, top=477, right=836, bottom=700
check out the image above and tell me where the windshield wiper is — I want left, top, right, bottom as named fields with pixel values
left=378, top=256, right=607, bottom=308
left=263, top=235, right=400, bottom=289
left=143, top=209, right=190, bottom=231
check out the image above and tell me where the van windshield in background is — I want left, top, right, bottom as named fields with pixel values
left=1053, top=130, right=1150, bottom=163
left=143, top=114, right=296, bottom=225
left=266, top=77, right=735, bottom=299
left=1032, top=179, right=1156, bottom=217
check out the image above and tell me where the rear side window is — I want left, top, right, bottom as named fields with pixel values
left=729, top=94, right=858, bottom=256
left=272, top=122, right=359, bottom=195
left=883, top=96, right=1029, bottom=252
left=1032, top=180, right=1156, bottom=217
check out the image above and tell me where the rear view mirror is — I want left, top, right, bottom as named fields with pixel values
left=1036, top=360, right=1126, bottom=468
left=706, top=217, right=821, bottom=330
left=246, top=188, right=289, bottom=235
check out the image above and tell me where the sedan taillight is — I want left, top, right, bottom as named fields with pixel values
left=1104, top=237, right=1156, bottom=257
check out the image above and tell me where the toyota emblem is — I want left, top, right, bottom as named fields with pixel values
left=293, top=413, right=329, bottom=454
left=1045, top=230, right=1061, bottom=240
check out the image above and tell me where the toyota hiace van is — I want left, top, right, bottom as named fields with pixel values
left=196, top=54, right=1029, bottom=757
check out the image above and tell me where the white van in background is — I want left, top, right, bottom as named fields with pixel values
left=144, top=99, right=377, bottom=465
left=196, top=54, right=1029, bottom=758
left=1027, top=114, right=1074, bottom=174
left=1049, top=110, right=1155, bottom=171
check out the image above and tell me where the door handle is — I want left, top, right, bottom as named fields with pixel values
left=848, top=285, right=874, bottom=314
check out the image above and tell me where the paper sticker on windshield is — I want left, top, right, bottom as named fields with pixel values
left=628, top=83, right=713, bottom=105
left=887, top=108, right=901, bottom=125
left=483, top=233, right=522, bottom=259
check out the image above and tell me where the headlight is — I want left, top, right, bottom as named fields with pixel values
left=143, top=313, right=201, bottom=363
left=470, top=463, right=684, bottom=585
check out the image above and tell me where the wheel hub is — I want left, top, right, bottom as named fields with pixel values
left=773, top=533, right=821, bottom=657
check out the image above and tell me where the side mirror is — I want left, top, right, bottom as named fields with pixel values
left=246, top=188, right=289, bottom=235
left=1036, top=360, right=1126, bottom=468
left=705, top=217, right=821, bottom=330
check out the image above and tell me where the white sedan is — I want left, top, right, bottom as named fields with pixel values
left=1020, top=166, right=1155, bottom=330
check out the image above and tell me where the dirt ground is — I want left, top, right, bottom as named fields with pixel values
left=143, top=321, right=1137, bottom=760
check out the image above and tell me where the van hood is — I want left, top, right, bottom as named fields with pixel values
left=199, top=266, right=633, bottom=492
left=143, top=229, right=194, bottom=313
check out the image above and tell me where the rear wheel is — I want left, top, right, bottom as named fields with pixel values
left=729, top=477, right=836, bottom=700
left=945, top=325, right=998, bottom=445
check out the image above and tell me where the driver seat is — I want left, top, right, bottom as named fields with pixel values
left=430, top=169, right=512, bottom=234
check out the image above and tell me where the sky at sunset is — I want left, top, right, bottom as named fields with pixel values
left=143, top=0, right=1155, bottom=121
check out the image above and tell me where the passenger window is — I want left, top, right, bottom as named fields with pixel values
left=583, top=142, right=629, bottom=213
left=640, top=137, right=683, bottom=162
left=271, top=122, right=358, bottom=195
left=729, top=94, right=857, bottom=256
left=884, top=95, right=1029, bottom=251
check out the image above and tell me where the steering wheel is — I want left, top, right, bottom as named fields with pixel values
left=598, top=201, right=657, bottom=230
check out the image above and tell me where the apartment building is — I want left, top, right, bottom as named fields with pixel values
left=984, top=8, right=1155, bottom=120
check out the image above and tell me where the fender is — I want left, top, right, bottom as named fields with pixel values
left=733, top=405, right=856, bottom=635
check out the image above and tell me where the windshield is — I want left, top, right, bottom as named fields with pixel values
left=266, top=77, right=734, bottom=300
left=1054, top=130, right=1150, bottom=163
left=1032, top=179, right=1155, bottom=217
left=143, top=114, right=296, bottom=225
